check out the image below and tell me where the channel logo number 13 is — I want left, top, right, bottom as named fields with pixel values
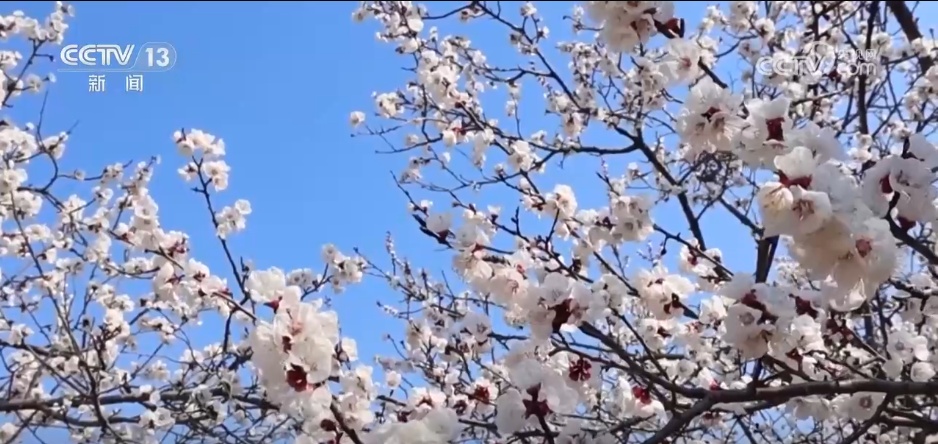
left=141, top=43, right=177, bottom=71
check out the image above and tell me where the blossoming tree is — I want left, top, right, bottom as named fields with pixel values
left=4, top=1, right=938, bottom=443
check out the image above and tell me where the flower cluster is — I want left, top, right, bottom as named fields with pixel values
left=4, top=1, right=938, bottom=444
left=347, top=1, right=938, bottom=443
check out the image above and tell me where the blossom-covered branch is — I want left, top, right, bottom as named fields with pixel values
left=5, top=1, right=938, bottom=444
left=347, top=1, right=938, bottom=443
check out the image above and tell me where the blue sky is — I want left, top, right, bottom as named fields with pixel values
left=12, top=0, right=914, bottom=440
left=25, top=0, right=938, bottom=364
left=12, top=1, right=437, bottom=363
left=2, top=0, right=726, bottom=368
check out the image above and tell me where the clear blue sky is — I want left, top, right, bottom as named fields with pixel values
left=6, top=0, right=729, bottom=366
left=12, top=1, right=441, bottom=363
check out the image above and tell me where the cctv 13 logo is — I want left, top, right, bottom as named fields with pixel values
left=59, top=42, right=177, bottom=72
